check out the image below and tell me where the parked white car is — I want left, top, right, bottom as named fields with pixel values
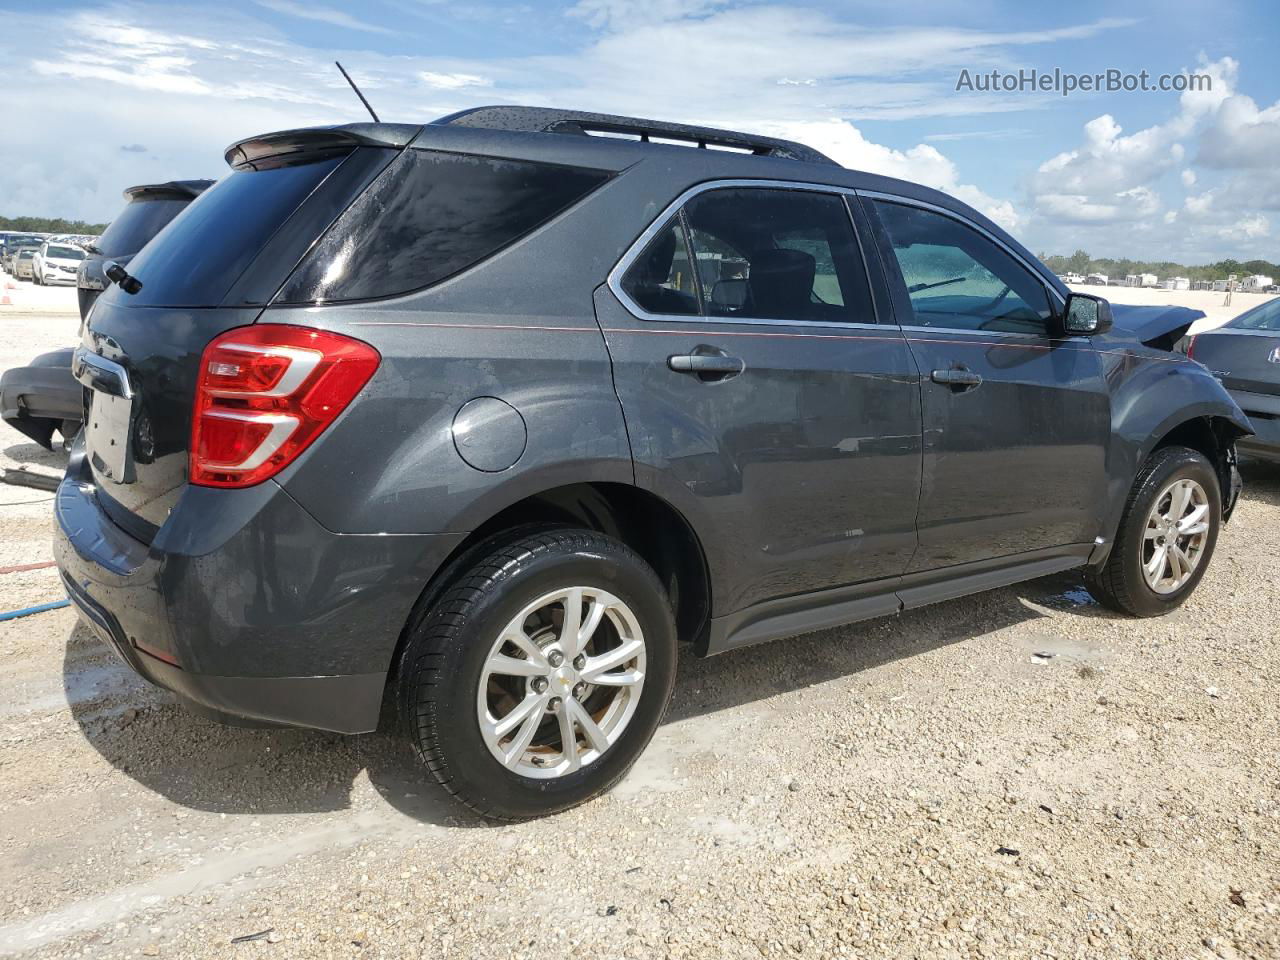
left=33, top=241, right=86, bottom=286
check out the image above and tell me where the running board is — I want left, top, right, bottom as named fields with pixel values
left=703, top=545, right=1092, bottom=656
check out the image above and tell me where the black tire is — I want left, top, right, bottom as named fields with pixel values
left=1085, top=445, right=1222, bottom=617
left=398, top=528, right=678, bottom=821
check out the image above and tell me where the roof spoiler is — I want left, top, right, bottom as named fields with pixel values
left=223, top=123, right=421, bottom=170
left=122, top=180, right=215, bottom=201
left=434, top=105, right=837, bottom=165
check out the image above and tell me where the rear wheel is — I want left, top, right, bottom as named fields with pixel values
left=398, top=528, right=677, bottom=820
left=1085, top=445, right=1221, bottom=616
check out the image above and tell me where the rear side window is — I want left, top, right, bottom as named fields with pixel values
left=621, top=187, right=875, bottom=324
left=277, top=150, right=611, bottom=304
left=122, top=154, right=344, bottom=308
left=96, top=198, right=191, bottom=258
left=618, top=218, right=699, bottom=316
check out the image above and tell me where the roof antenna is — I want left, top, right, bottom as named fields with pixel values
left=334, top=61, right=380, bottom=123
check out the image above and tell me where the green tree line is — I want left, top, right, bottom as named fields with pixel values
left=1038, top=249, right=1278, bottom=283
left=0, top=215, right=107, bottom=235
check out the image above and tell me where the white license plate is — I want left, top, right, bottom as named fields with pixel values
left=86, top=389, right=133, bottom=481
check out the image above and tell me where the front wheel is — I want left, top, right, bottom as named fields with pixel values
left=398, top=528, right=678, bottom=820
left=1085, top=445, right=1222, bottom=616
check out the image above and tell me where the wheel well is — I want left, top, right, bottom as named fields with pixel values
left=400, top=482, right=711, bottom=655
left=1151, top=415, right=1243, bottom=507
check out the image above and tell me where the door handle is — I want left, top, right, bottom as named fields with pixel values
left=667, top=349, right=744, bottom=381
left=931, top=367, right=983, bottom=390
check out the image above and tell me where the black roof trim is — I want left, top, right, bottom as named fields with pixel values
left=434, top=105, right=837, bottom=165
left=223, top=123, right=421, bottom=170
left=122, top=180, right=215, bottom=202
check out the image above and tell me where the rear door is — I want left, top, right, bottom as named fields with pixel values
left=861, top=193, right=1110, bottom=572
left=599, top=184, right=923, bottom=618
left=76, top=146, right=395, bottom=539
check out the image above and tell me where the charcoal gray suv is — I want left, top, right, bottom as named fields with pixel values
left=55, top=107, right=1252, bottom=819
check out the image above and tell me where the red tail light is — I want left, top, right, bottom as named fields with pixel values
left=1185, top=334, right=1198, bottom=360
left=191, top=324, right=380, bottom=488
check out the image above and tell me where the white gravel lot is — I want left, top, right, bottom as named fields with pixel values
left=0, top=280, right=1277, bottom=960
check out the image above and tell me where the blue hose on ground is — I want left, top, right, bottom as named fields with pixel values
left=0, top=598, right=72, bottom=621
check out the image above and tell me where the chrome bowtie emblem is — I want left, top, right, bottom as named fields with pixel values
left=1268, top=346, right=1280, bottom=364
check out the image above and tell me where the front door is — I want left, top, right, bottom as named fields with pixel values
left=598, top=184, right=924, bottom=617
left=861, top=194, right=1110, bottom=571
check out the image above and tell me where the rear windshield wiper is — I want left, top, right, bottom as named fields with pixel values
left=103, top=260, right=143, bottom=295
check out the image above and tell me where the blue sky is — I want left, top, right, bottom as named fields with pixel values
left=1, top=0, right=1278, bottom=263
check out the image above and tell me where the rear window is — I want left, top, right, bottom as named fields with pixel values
left=276, top=149, right=611, bottom=304
left=1231, top=299, right=1280, bottom=331
left=120, top=154, right=345, bottom=308
left=96, top=197, right=192, bottom=258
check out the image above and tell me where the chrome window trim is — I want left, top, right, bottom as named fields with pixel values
left=606, top=178, right=884, bottom=330
left=857, top=188, right=1066, bottom=309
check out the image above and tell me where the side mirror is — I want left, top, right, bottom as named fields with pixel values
left=1061, top=292, right=1112, bottom=336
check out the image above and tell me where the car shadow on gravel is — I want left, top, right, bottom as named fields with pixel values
left=62, top=569, right=1108, bottom=828
left=61, top=630, right=480, bottom=827
left=2, top=439, right=65, bottom=471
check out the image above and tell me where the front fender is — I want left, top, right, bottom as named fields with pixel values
left=1099, top=351, right=1252, bottom=547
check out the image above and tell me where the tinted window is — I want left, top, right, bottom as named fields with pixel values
left=278, top=150, right=611, bottom=303
left=122, top=153, right=344, bottom=307
left=96, top=197, right=191, bottom=258
left=1232, top=299, right=1280, bottom=331
left=619, top=218, right=699, bottom=316
left=873, top=200, right=1052, bottom=334
left=684, top=188, right=872, bottom=323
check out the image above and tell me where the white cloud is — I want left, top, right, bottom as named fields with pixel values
left=253, top=0, right=395, bottom=34
left=1025, top=54, right=1280, bottom=260
left=568, top=0, right=729, bottom=29
left=419, top=71, right=492, bottom=90
left=767, top=119, right=1019, bottom=229
left=7, top=0, right=1104, bottom=225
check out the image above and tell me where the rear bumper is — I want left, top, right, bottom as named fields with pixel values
left=0, top=362, right=82, bottom=447
left=54, top=452, right=465, bottom=733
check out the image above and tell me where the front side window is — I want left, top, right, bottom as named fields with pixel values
left=621, top=187, right=874, bottom=324
left=873, top=200, right=1052, bottom=334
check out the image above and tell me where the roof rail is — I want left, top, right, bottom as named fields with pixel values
left=434, top=105, right=836, bottom=165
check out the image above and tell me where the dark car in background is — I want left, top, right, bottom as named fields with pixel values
left=78, top=180, right=213, bottom=319
left=55, top=107, right=1250, bottom=820
left=1, top=180, right=214, bottom=451
left=1186, top=298, right=1280, bottom=462
left=1, top=235, right=45, bottom=272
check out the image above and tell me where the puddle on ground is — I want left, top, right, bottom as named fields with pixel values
left=1013, top=633, right=1108, bottom=667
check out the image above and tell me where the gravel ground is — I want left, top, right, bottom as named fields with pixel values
left=1, top=287, right=1277, bottom=960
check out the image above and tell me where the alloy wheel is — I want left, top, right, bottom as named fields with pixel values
left=1141, top=477, right=1211, bottom=594
left=476, top=586, right=647, bottom=779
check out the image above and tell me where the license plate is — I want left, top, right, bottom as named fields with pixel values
left=86, top=389, right=134, bottom=481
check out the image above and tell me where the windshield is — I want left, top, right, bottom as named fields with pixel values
left=46, top=245, right=85, bottom=261
left=1231, top=299, right=1280, bottom=331
left=18, top=250, right=34, bottom=259
left=96, top=197, right=193, bottom=258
